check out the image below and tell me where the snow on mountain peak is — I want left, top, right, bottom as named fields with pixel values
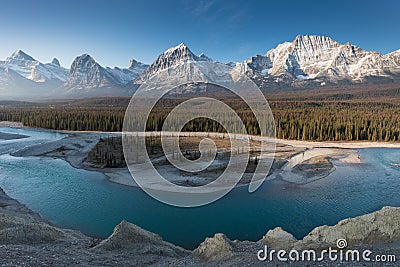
left=1, top=49, right=68, bottom=83
left=198, top=53, right=213, bottom=62
left=65, top=54, right=148, bottom=94
left=162, top=42, right=196, bottom=61
left=66, top=54, right=107, bottom=89
left=51, top=58, right=61, bottom=66
left=137, top=43, right=196, bottom=81
left=129, top=59, right=139, bottom=68
left=293, top=35, right=337, bottom=46
left=7, top=50, right=35, bottom=61
left=239, top=34, right=400, bottom=84
left=164, top=42, right=189, bottom=54
left=129, top=59, right=148, bottom=70
left=1, top=37, right=400, bottom=99
left=76, top=54, right=95, bottom=64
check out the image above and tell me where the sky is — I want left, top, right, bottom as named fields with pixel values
left=0, top=0, right=399, bottom=68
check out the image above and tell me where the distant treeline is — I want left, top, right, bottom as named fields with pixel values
left=0, top=107, right=125, bottom=132
left=1, top=98, right=399, bottom=142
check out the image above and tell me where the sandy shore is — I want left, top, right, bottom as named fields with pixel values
left=275, top=138, right=400, bottom=149
left=273, top=147, right=353, bottom=184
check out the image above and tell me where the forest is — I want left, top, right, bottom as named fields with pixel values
left=0, top=83, right=399, bottom=142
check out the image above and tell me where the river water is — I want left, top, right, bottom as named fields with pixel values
left=0, top=126, right=399, bottom=249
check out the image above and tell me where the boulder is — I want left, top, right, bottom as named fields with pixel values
left=261, top=227, right=297, bottom=249
left=303, top=206, right=400, bottom=247
left=0, top=223, right=66, bottom=244
left=194, top=233, right=234, bottom=261
left=93, top=220, right=189, bottom=257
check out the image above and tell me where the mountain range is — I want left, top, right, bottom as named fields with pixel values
left=1, top=35, right=399, bottom=99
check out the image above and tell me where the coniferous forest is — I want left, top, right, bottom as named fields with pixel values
left=0, top=84, right=399, bottom=142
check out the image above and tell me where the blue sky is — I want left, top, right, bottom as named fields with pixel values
left=0, top=0, right=399, bottom=68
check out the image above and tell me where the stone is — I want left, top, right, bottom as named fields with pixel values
left=194, top=233, right=234, bottom=261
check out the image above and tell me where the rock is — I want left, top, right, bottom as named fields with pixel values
left=303, top=206, right=400, bottom=247
left=0, top=212, right=27, bottom=229
left=0, top=223, right=66, bottom=244
left=261, top=227, right=297, bottom=249
left=95, top=220, right=162, bottom=250
left=93, top=220, right=189, bottom=257
left=194, top=233, right=234, bottom=261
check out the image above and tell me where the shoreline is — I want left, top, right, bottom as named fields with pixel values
left=0, top=123, right=398, bottom=188
left=2, top=125, right=384, bottom=188
left=9, top=129, right=360, bottom=188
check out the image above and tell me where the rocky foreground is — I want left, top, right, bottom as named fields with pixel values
left=0, top=186, right=399, bottom=266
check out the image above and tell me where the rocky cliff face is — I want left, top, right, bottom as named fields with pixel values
left=136, top=43, right=213, bottom=83
left=64, top=54, right=117, bottom=92
left=63, top=54, right=149, bottom=97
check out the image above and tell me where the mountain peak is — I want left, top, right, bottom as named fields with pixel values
left=292, top=34, right=338, bottom=47
left=242, top=34, right=400, bottom=84
left=8, top=50, right=35, bottom=61
left=129, top=59, right=139, bottom=68
left=128, top=59, right=148, bottom=70
left=69, top=54, right=99, bottom=75
left=69, top=54, right=98, bottom=70
left=51, top=58, right=61, bottom=66
left=198, top=53, right=213, bottom=62
left=164, top=42, right=188, bottom=53
left=139, top=43, right=197, bottom=77
left=162, top=42, right=195, bottom=59
left=78, top=53, right=94, bottom=61
left=137, top=42, right=215, bottom=82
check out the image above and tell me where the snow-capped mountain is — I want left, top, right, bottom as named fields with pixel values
left=134, top=43, right=242, bottom=98
left=235, top=35, right=400, bottom=87
left=0, top=50, right=70, bottom=98
left=65, top=54, right=119, bottom=91
left=129, top=59, right=149, bottom=76
left=0, top=66, right=39, bottom=98
left=0, top=50, right=148, bottom=99
left=387, top=50, right=400, bottom=65
left=0, top=36, right=399, bottom=99
left=64, top=54, right=149, bottom=96
left=1, top=50, right=69, bottom=83
left=105, top=59, right=148, bottom=85
left=136, top=43, right=213, bottom=83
